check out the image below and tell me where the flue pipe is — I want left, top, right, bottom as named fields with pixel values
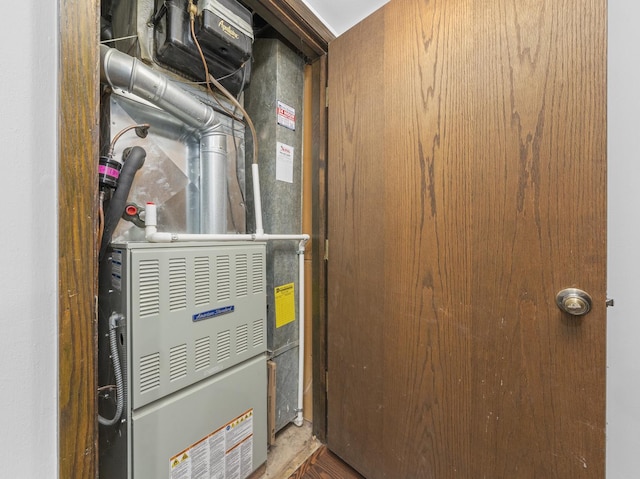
left=100, top=45, right=228, bottom=233
left=100, top=45, right=218, bottom=131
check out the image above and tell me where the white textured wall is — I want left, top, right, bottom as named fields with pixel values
left=302, top=0, right=389, bottom=36
left=607, top=1, right=640, bottom=477
left=0, top=1, right=58, bottom=477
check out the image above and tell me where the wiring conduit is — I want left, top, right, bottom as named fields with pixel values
left=98, top=313, right=125, bottom=427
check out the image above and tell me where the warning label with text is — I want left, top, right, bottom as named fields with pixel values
left=276, top=100, right=296, bottom=131
left=170, top=410, right=254, bottom=479
left=274, top=283, right=296, bottom=328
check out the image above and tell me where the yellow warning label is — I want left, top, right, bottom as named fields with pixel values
left=170, top=450, right=189, bottom=470
left=274, top=283, right=296, bottom=328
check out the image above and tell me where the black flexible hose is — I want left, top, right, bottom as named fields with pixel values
left=99, top=146, right=146, bottom=260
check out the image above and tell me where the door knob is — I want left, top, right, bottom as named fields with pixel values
left=556, top=288, right=592, bottom=316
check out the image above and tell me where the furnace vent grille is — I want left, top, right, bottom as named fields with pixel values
left=169, top=258, right=187, bottom=311
left=236, top=254, right=248, bottom=297
left=194, top=257, right=211, bottom=306
left=217, top=330, right=231, bottom=362
left=216, top=255, right=231, bottom=302
left=169, top=344, right=188, bottom=382
left=128, top=244, right=266, bottom=410
left=139, top=352, right=161, bottom=394
left=237, top=324, right=248, bottom=354
left=253, top=319, right=264, bottom=348
left=195, top=336, right=211, bottom=371
left=252, top=253, right=264, bottom=294
left=138, top=259, right=160, bottom=318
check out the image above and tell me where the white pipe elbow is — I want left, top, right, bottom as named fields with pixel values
left=146, top=230, right=174, bottom=243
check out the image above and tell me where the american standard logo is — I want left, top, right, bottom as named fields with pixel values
left=193, top=305, right=235, bottom=322
left=218, top=20, right=239, bottom=39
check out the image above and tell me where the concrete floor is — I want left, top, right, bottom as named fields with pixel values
left=260, top=421, right=321, bottom=479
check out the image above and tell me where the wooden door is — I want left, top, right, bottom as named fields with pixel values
left=326, top=0, right=606, bottom=478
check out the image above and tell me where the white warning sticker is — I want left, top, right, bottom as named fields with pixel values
left=275, top=142, right=294, bottom=184
left=169, top=409, right=254, bottom=479
left=276, top=100, right=296, bottom=130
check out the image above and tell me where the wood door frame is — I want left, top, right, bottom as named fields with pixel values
left=58, top=0, right=100, bottom=477
left=242, top=0, right=335, bottom=59
left=57, top=1, right=331, bottom=476
left=309, top=53, right=329, bottom=441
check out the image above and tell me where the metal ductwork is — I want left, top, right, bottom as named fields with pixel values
left=200, top=131, right=228, bottom=234
left=100, top=45, right=228, bottom=233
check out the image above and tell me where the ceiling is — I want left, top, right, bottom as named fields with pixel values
left=301, top=0, right=389, bottom=37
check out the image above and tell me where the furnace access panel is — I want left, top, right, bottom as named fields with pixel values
left=99, top=241, right=267, bottom=479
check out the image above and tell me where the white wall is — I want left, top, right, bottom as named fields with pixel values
left=302, top=0, right=389, bottom=36
left=607, top=1, right=640, bottom=477
left=0, top=1, right=58, bottom=478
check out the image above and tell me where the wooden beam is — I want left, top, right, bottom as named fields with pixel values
left=243, top=0, right=336, bottom=59
left=310, top=54, right=328, bottom=441
left=58, top=0, right=100, bottom=477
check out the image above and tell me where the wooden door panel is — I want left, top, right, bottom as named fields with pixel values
left=327, top=0, right=606, bottom=478
left=467, top=1, right=607, bottom=475
left=327, top=9, right=387, bottom=478
left=381, top=1, right=474, bottom=476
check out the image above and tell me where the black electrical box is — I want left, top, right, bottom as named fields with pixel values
left=197, top=0, right=253, bottom=68
left=154, top=0, right=253, bottom=95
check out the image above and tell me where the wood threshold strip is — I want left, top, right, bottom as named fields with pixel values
left=288, top=446, right=365, bottom=479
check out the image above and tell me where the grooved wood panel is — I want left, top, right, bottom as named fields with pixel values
left=327, top=0, right=606, bottom=478
left=58, top=0, right=99, bottom=477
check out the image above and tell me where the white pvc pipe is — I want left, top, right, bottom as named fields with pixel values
left=252, top=163, right=265, bottom=235
left=145, top=230, right=308, bottom=243
left=293, top=240, right=307, bottom=427
left=145, top=201, right=157, bottom=226
left=145, top=204, right=308, bottom=243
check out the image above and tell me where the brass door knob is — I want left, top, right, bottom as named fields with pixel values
left=556, top=288, right=592, bottom=316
